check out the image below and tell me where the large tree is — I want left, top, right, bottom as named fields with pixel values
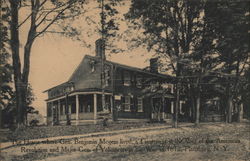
left=7, top=0, right=86, bottom=126
left=0, top=2, right=14, bottom=127
left=126, top=0, right=208, bottom=127
left=204, top=0, right=249, bottom=123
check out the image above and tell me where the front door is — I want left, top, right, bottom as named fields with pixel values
left=151, top=97, right=163, bottom=121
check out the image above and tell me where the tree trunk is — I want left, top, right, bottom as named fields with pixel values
left=237, top=103, right=243, bottom=122
left=10, top=0, right=25, bottom=127
left=191, top=96, right=196, bottom=122
left=173, top=83, right=180, bottom=128
left=195, top=94, right=200, bottom=126
left=227, top=95, right=233, bottom=123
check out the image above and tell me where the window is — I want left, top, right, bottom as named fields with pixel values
left=137, top=97, right=143, bottom=112
left=71, top=103, right=76, bottom=114
left=104, top=66, right=111, bottom=87
left=47, top=106, right=52, bottom=117
left=89, top=60, right=96, bottom=72
left=124, top=71, right=131, bottom=86
left=79, top=104, right=84, bottom=113
left=136, top=75, right=143, bottom=88
left=124, top=96, right=131, bottom=111
left=60, top=105, right=64, bottom=115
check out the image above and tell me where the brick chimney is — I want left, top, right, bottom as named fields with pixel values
left=95, top=38, right=105, bottom=60
left=150, top=57, right=159, bottom=73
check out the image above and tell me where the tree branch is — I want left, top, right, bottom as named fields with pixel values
left=18, top=0, right=47, bottom=28
left=35, top=1, right=76, bottom=39
left=35, top=1, right=73, bottom=28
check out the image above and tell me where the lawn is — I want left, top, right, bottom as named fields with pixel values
left=0, top=120, right=167, bottom=142
left=1, top=122, right=249, bottom=161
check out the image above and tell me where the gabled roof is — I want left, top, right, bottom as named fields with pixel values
left=44, top=54, right=174, bottom=92
left=85, top=55, right=173, bottom=80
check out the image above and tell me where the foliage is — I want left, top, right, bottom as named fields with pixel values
left=126, top=0, right=249, bottom=124
left=98, top=0, right=122, bottom=54
left=0, top=1, right=14, bottom=110
left=6, top=0, right=87, bottom=126
left=29, top=119, right=39, bottom=126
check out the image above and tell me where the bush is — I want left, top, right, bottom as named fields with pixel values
left=30, top=119, right=39, bottom=126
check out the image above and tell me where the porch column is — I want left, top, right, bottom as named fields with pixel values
left=162, top=97, right=165, bottom=120
left=76, top=95, right=79, bottom=125
left=46, top=102, right=49, bottom=125
left=94, top=94, right=97, bottom=124
left=171, top=101, right=174, bottom=114
left=58, top=100, right=61, bottom=124
left=110, top=95, right=113, bottom=115
left=51, top=103, right=54, bottom=126
left=180, top=101, right=183, bottom=114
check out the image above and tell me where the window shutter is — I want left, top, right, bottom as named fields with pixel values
left=121, top=96, right=125, bottom=111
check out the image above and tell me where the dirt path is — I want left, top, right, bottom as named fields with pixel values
left=1, top=123, right=249, bottom=161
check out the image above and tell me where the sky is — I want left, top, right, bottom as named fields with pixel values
left=18, top=0, right=153, bottom=116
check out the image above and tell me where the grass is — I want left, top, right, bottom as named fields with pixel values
left=0, top=120, right=167, bottom=142
left=1, top=122, right=249, bottom=161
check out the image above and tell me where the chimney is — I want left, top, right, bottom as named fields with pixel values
left=150, top=57, right=159, bottom=73
left=95, top=38, right=106, bottom=60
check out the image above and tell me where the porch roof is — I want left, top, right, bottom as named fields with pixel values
left=142, top=92, right=175, bottom=98
left=45, top=88, right=112, bottom=102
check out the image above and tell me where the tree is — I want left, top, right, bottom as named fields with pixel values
left=7, top=0, right=86, bottom=126
left=0, top=1, right=14, bottom=127
left=126, top=0, right=207, bottom=127
left=204, top=0, right=250, bottom=123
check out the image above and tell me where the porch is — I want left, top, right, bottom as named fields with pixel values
left=46, top=92, right=113, bottom=125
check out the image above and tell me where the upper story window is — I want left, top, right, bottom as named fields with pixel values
left=136, top=75, right=143, bottom=88
left=89, top=60, right=96, bottom=72
left=48, top=83, right=74, bottom=98
left=104, top=65, right=111, bottom=87
left=123, top=71, right=131, bottom=86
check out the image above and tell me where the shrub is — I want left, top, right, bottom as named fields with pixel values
left=30, top=119, right=39, bottom=126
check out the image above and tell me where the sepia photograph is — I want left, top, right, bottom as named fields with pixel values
left=0, top=0, right=249, bottom=161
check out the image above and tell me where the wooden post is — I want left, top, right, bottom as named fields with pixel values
left=46, top=102, right=49, bottom=126
left=171, top=101, right=174, bottom=114
left=110, top=95, right=114, bottom=120
left=94, top=94, right=97, bottom=124
left=65, top=94, right=71, bottom=125
left=58, top=100, right=60, bottom=124
left=162, top=97, right=165, bottom=120
left=51, top=103, right=54, bottom=126
left=76, top=95, right=79, bottom=125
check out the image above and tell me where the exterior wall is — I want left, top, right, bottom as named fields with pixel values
left=113, top=67, right=171, bottom=119
left=45, top=55, right=175, bottom=123
left=117, top=96, right=151, bottom=119
left=69, top=57, right=102, bottom=90
left=69, top=56, right=113, bottom=92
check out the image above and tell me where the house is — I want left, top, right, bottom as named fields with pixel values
left=44, top=39, right=175, bottom=125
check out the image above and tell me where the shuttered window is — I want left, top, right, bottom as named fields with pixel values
left=124, top=96, right=131, bottom=111
left=124, top=71, right=131, bottom=86
left=137, top=97, right=143, bottom=112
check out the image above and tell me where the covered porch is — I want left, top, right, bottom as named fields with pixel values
left=46, top=91, right=113, bottom=125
